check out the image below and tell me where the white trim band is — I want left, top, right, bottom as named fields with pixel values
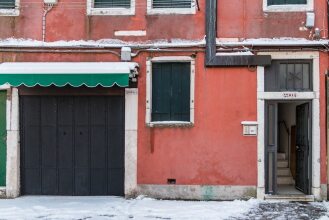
left=114, top=30, right=147, bottom=37
left=0, top=62, right=139, bottom=74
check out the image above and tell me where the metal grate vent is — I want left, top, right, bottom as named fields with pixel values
left=0, top=0, right=15, bottom=9
left=152, top=0, right=192, bottom=8
left=267, top=0, right=307, bottom=6
left=94, top=0, right=131, bottom=8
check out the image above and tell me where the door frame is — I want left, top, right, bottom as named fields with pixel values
left=2, top=86, right=138, bottom=198
left=264, top=100, right=313, bottom=195
left=256, top=51, right=321, bottom=200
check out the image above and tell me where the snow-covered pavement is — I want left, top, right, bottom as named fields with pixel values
left=0, top=196, right=328, bottom=220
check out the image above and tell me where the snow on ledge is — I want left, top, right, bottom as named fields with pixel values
left=0, top=38, right=206, bottom=48
left=216, top=51, right=254, bottom=56
left=217, top=38, right=329, bottom=47
left=0, top=37, right=327, bottom=49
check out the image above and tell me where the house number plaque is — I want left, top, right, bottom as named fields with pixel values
left=282, top=93, right=297, bottom=98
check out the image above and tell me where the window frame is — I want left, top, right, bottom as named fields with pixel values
left=147, top=0, right=196, bottom=15
left=0, top=0, right=19, bottom=16
left=87, top=0, right=135, bottom=16
left=146, top=56, right=195, bottom=127
left=263, top=0, right=313, bottom=12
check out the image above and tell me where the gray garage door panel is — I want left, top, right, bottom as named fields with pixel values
left=20, top=96, right=124, bottom=196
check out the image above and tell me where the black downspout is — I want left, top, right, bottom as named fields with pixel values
left=205, top=0, right=271, bottom=67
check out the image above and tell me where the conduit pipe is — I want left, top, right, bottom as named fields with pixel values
left=42, top=4, right=54, bottom=42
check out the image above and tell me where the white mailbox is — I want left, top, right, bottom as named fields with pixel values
left=241, top=121, right=258, bottom=136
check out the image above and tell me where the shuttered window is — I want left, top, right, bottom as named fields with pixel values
left=152, top=63, right=190, bottom=122
left=0, top=0, right=15, bottom=9
left=94, top=0, right=131, bottom=8
left=265, top=60, right=312, bottom=92
left=152, top=0, right=192, bottom=8
left=268, top=0, right=307, bottom=5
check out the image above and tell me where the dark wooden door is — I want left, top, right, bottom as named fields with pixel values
left=265, top=101, right=278, bottom=194
left=20, top=96, right=124, bottom=196
left=295, top=103, right=311, bottom=194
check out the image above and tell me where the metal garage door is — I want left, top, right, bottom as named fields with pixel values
left=20, top=96, right=124, bottom=196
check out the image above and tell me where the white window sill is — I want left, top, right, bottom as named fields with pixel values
left=147, top=8, right=196, bottom=15
left=147, top=121, right=194, bottom=128
left=87, top=8, right=135, bottom=16
left=263, top=5, right=313, bottom=12
left=0, top=8, right=19, bottom=16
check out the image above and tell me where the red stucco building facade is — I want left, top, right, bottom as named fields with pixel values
left=0, top=0, right=328, bottom=201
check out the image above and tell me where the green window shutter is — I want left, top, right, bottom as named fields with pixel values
left=151, top=62, right=190, bottom=122
left=0, top=91, right=6, bottom=187
left=170, top=63, right=190, bottom=121
left=268, top=0, right=307, bottom=5
left=94, top=0, right=131, bottom=8
left=152, top=63, right=172, bottom=121
left=0, top=0, right=15, bottom=9
left=152, top=0, right=192, bottom=8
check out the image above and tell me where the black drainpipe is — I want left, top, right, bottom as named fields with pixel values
left=205, top=0, right=271, bottom=67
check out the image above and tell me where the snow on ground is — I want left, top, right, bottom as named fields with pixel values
left=0, top=196, right=260, bottom=220
left=1, top=196, right=329, bottom=220
left=318, top=202, right=329, bottom=220
left=243, top=201, right=327, bottom=220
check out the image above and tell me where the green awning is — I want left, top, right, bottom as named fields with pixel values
left=0, top=62, right=139, bottom=87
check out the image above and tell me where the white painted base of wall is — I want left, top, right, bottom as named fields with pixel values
left=257, top=187, right=265, bottom=199
left=137, top=185, right=256, bottom=201
left=320, top=184, right=327, bottom=200
left=0, top=187, right=6, bottom=198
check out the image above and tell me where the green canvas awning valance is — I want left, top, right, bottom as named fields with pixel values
left=0, top=62, right=139, bottom=87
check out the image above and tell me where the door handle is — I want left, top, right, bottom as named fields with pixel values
left=296, top=146, right=299, bottom=149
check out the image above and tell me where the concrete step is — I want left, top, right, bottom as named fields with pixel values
left=265, top=194, right=314, bottom=202
left=277, top=153, right=286, bottom=160
left=277, top=168, right=291, bottom=176
left=277, top=160, right=288, bottom=168
left=277, top=176, right=295, bottom=185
